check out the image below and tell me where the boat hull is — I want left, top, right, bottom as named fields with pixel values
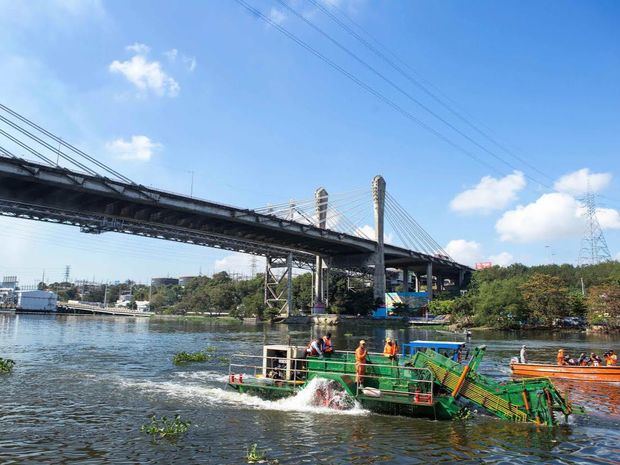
left=511, top=362, right=620, bottom=382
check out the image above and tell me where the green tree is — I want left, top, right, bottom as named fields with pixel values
left=586, top=283, right=620, bottom=328
left=520, top=273, right=569, bottom=326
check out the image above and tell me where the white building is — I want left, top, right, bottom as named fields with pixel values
left=17, top=290, right=58, bottom=312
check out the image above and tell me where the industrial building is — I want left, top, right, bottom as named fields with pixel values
left=151, top=277, right=180, bottom=288
left=17, top=290, right=57, bottom=312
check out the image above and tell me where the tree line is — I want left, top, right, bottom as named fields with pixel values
left=430, top=262, right=620, bottom=330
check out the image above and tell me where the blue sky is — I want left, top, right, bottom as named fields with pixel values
left=0, top=0, right=619, bottom=286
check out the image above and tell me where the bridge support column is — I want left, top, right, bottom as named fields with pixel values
left=313, top=188, right=328, bottom=314
left=402, top=268, right=410, bottom=292
left=264, top=254, right=294, bottom=318
left=426, top=262, right=433, bottom=302
left=458, top=269, right=465, bottom=290
left=372, top=175, right=386, bottom=307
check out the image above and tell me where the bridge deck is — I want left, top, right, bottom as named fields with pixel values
left=0, top=156, right=470, bottom=277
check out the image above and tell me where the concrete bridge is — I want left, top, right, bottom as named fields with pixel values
left=0, top=104, right=471, bottom=315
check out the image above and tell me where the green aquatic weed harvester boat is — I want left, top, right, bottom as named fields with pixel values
left=228, top=343, right=575, bottom=425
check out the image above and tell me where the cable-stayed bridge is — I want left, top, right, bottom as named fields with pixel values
left=0, top=104, right=471, bottom=314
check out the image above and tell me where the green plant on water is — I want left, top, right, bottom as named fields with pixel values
left=217, top=356, right=230, bottom=364
left=172, top=351, right=209, bottom=365
left=206, top=346, right=217, bottom=353
left=246, top=443, right=267, bottom=463
left=0, top=357, right=15, bottom=374
left=454, top=407, right=474, bottom=420
left=141, top=414, right=191, bottom=442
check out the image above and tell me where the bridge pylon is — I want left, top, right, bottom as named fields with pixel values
left=372, top=175, right=386, bottom=305
left=312, top=187, right=328, bottom=314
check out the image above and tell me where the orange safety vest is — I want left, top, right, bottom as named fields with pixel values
left=383, top=342, right=397, bottom=357
left=608, top=354, right=618, bottom=366
left=355, top=346, right=367, bottom=364
left=557, top=351, right=565, bottom=366
left=323, top=337, right=333, bottom=352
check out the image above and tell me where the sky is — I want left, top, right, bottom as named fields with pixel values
left=0, top=0, right=619, bottom=286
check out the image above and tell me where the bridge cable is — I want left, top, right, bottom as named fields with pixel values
left=0, top=103, right=136, bottom=185
left=270, top=0, right=549, bottom=188
left=234, top=0, right=508, bottom=176
left=306, top=0, right=555, bottom=184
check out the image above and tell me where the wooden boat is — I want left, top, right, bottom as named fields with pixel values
left=511, top=362, right=620, bottom=382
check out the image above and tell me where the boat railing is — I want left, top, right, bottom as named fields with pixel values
left=228, top=353, right=435, bottom=405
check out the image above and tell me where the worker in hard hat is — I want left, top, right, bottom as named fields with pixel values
left=355, top=340, right=368, bottom=387
left=383, top=337, right=398, bottom=362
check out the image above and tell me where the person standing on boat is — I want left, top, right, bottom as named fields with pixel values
left=519, top=345, right=528, bottom=364
left=605, top=350, right=617, bottom=366
left=322, top=333, right=334, bottom=355
left=383, top=337, right=398, bottom=362
left=355, top=340, right=368, bottom=387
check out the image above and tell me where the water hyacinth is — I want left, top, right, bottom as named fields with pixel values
left=172, top=351, right=209, bottom=365
left=0, top=357, right=15, bottom=374
left=141, top=414, right=191, bottom=442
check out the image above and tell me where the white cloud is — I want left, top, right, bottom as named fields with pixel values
left=109, top=44, right=180, bottom=97
left=497, top=192, right=620, bottom=243
left=496, top=193, right=583, bottom=242
left=488, top=252, right=514, bottom=267
left=596, top=207, right=620, bottom=229
left=268, top=7, right=286, bottom=24
left=214, top=254, right=265, bottom=276
left=554, top=168, right=612, bottom=195
left=445, top=239, right=483, bottom=266
left=106, top=135, right=162, bottom=162
left=450, top=171, right=526, bottom=214
left=126, top=42, right=151, bottom=55
left=164, top=48, right=178, bottom=62
left=354, top=224, right=394, bottom=243
left=182, top=55, right=197, bottom=72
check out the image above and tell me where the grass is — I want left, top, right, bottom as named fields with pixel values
left=0, top=357, right=15, bottom=374
left=141, top=415, right=191, bottom=442
left=172, top=351, right=210, bottom=365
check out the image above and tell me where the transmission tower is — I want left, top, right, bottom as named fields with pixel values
left=250, top=256, right=257, bottom=277
left=578, top=189, right=612, bottom=266
left=63, top=265, right=71, bottom=283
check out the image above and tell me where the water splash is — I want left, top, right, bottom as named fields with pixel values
left=118, top=376, right=368, bottom=416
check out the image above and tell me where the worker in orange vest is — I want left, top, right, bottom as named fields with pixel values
left=355, top=340, right=368, bottom=387
left=383, top=337, right=398, bottom=361
left=322, top=333, right=334, bottom=355
left=557, top=349, right=566, bottom=366
left=605, top=350, right=617, bottom=366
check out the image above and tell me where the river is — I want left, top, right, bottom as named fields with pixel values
left=0, top=313, right=618, bottom=464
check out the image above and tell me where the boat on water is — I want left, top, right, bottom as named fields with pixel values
left=510, top=361, right=620, bottom=382
left=228, top=341, right=575, bottom=425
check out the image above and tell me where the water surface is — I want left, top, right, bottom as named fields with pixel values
left=0, top=314, right=618, bottom=464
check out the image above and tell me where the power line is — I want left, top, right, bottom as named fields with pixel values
left=274, top=0, right=549, bottom=188
left=307, top=0, right=555, bottom=184
left=234, top=0, right=506, bottom=175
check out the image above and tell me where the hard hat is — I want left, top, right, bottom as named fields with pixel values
left=360, top=340, right=366, bottom=345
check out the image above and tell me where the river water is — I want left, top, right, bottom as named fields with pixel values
left=0, top=313, right=618, bottom=464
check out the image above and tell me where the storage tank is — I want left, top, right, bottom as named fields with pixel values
left=17, top=290, right=58, bottom=312
left=151, top=277, right=179, bottom=287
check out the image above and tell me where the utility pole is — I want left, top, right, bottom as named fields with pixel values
left=103, top=283, right=108, bottom=309
left=580, top=277, right=585, bottom=297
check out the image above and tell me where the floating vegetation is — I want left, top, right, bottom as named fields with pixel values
left=173, top=351, right=209, bottom=365
left=0, top=357, right=15, bottom=374
left=454, top=407, right=474, bottom=420
left=141, top=414, right=191, bottom=442
left=344, top=333, right=353, bottom=337
left=246, top=443, right=279, bottom=464
left=217, top=356, right=230, bottom=364
left=206, top=346, right=217, bottom=353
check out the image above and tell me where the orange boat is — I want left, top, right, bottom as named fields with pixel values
left=511, top=362, right=620, bottom=382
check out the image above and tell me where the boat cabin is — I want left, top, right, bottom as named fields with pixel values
left=401, top=340, right=466, bottom=362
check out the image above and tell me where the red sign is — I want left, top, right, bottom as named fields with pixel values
left=475, top=262, right=493, bottom=270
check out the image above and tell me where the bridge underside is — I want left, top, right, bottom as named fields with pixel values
left=0, top=156, right=471, bottom=282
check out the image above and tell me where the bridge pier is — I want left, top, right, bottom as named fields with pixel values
left=372, top=175, right=386, bottom=306
left=402, top=268, right=410, bottom=292
left=426, top=262, right=433, bottom=301
left=264, top=254, right=293, bottom=317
